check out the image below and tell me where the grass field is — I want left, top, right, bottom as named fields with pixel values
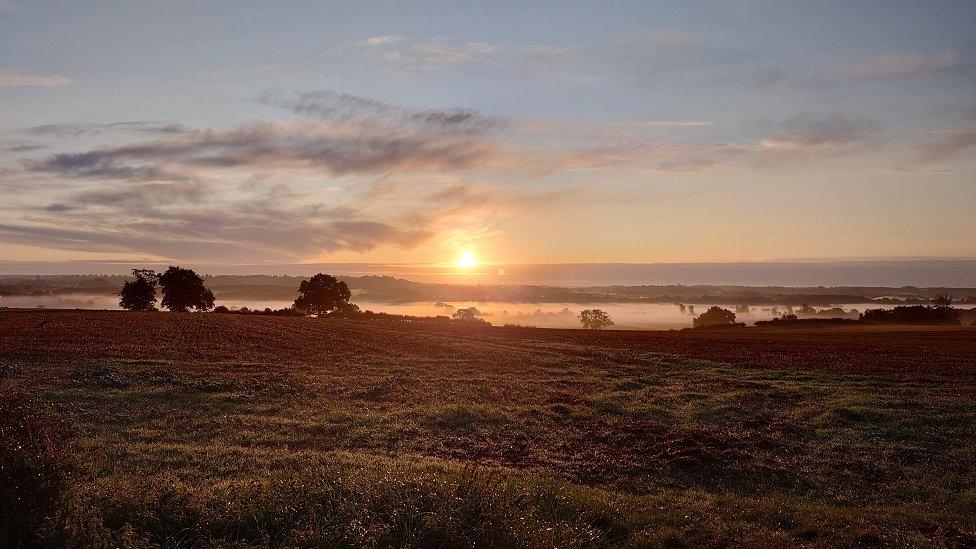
left=2, top=310, right=976, bottom=547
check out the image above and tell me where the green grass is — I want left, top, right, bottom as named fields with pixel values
left=6, top=331, right=976, bottom=547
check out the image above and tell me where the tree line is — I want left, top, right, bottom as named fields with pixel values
left=119, top=268, right=625, bottom=329
left=120, top=268, right=356, bottom=317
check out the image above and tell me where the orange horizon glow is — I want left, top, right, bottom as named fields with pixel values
left=456, top=250, right=478, bottom=270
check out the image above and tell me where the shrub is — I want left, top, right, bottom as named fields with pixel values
left=692, top=306, right=737, bottom=328
left=0, top=391, right=70, bottom=546
left=453, top=307, right=488, bottom=324
left=860, top=305, right=961, bottom=325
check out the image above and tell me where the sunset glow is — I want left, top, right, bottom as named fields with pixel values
left=0, top=3, right=974, bottom=268
left=2, top=5, right=975, bottom=544
left=456, top=251, right=478, bottom=270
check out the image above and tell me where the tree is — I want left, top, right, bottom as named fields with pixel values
left=452, top=307, right=484, bottom=322
left=579, top=308, right=613, bottom=330
left=333, top=302, right=361, bottom=318
left=293, top=274, right=351, bottom=316
left=158, top=266, right=215, bottom=312
left=932, top=294, right=954, bottom=309
left=693, top=306, right=736, bottom=328
left=119, top=269, right=158, bottom=311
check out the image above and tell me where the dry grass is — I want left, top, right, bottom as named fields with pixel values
left=2, top=310, right=975, bottom=546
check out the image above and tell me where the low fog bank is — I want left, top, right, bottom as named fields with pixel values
left=3, top=260, right=976, bottom=287
left=4, top=272, right=976, bottom=330
left=4, top=273, right=976, bottom=307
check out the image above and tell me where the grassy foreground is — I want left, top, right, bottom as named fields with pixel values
left=2, top=311, right=975, bottom=547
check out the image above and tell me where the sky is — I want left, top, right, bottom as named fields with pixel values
left=1, top=1, right=975, bottom=276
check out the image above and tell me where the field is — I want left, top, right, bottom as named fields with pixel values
left=3, top=310, right=976, bottom=547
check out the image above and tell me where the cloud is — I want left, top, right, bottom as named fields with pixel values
left=69, top=182, right=210, bottom=209
left=11, top=92, right=524, bottom=261
left=761, top=113, right=882, bottom=149
left=841, top=52, right=958, bottom=78
left=652, top=158, right=719, bottom=172
left=32, top=150, right=192, bottom=182
left=0, top=70, right=74, bottom=87
left=3, top=197, right=434, bottom=262
left=633, top=119, right=712, bottom=128
left=1, top=141, right=45, bottom=153
left=0, top=1, right=15, bottom=13
left=25, top=121, right=187, bottom=138
left=31, top=120, right=501, bottom=181
left=357, top=35, right=575, bottom=70
left=260, top=89, right=504, bottom=135
left=352, top=36, right=594, bottom=84
left=914, top=130, right=976, bottom=163
left=419, top=183, right=580, bottom=215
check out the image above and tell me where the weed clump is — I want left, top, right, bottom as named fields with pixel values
left=0, top=390, right=70, bottom=545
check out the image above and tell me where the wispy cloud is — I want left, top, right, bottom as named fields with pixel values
left=25, top=121, right=186, bottom=138
left=633, top=119, right=712, bottom=128
left=0, top=214, right=432, bottom=262
left=66, top=182, right=210, bottom=209
left=0, top=70, right=74, bottom=87
left=259, top=89, right=505, bottom=135
left=7, top=87, right=904, bottom=262
left=841, top=52, right=958, bottom=78
left=4, top=180, right=435, bottom=262
left=760, top=113, right=882, bottom=149
left=353, top=35, right=598, bottom=84
left=13, top=92, right=517, bottom=260
left=914, top=130, right=976, bottom=163
left=31, top=120, right=501, bottom=181
left=1, top=141, right=45, bottom=153
left=357, top=35, right=575, bottom=69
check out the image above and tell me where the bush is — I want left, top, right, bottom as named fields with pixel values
left=453, top=307, right=488, bottom=324
left=0, top=391, right=70, bottom=545
left=692, top=306, right=737, bottom=328
left=860, top=306, right=961, bottom=325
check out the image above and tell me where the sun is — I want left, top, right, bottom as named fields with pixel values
left=456, top=250, right=478, bottom=269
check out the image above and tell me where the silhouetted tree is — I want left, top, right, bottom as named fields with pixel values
left=119, top=269, right=158, bottom=311
left=693, top=306, right=736, bottom=328
left=158, top=266, right=215, bottom=312
left=932, top=294, right=954, bottom=309
left=293, top=274, right=351, bottom=316
left=452, top=307, right=484, bottom=322
left=579, top=308, right=613, bottom=329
